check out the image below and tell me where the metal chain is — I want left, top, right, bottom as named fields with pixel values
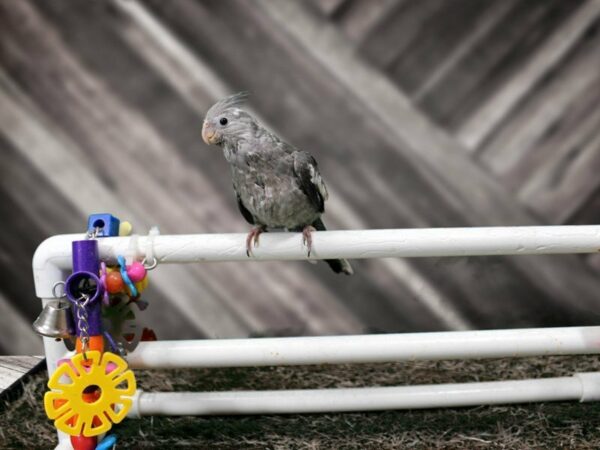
left=86, top=226, right=101, bottom=240
left=76, top=293, right=91, bottom=360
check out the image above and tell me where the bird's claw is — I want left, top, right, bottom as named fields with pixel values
left=302, top=226, right=316, bottom=258
left=246, top=226, right=265, bottom=257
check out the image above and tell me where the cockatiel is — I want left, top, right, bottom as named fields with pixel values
left=202, top=93, right=353, bottom=275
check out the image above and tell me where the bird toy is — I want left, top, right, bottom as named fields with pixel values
left=34, top=214, right=158, bottom=450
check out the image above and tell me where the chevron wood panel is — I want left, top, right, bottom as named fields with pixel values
left=0, top=0, right=598, bottom=354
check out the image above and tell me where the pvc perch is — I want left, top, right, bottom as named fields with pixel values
left=128, top=372, right=600, bottom=417
left=127, top=326, right=600, bottom=369
left=33, top=225, right=600, bottom=296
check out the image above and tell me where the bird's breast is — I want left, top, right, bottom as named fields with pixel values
left=232, top=162, right=319, bottom=229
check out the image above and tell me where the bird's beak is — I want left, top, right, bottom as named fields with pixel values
left=202, top=121, right=218, bottom=145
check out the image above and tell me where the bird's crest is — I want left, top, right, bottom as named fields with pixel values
left=207, top=92, right=249, bottom=117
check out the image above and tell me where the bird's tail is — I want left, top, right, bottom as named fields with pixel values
left=312, top=218, right=354, bottom=275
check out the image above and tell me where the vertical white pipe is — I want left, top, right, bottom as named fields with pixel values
left=40, top=299, right=71, bottom=450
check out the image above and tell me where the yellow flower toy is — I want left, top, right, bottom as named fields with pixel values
left=44, top=351, right=136, bottom=437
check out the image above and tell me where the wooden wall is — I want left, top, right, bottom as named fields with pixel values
left=0, top=0, right=599, bottom=354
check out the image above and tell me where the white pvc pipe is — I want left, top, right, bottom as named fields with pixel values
left=40, top=297, right=72, bottom=450
left=128, top=372, right=600, bottom=417
left=127, top=326, right=600, bottom=369
left=33, top=225, right=600, bottom=297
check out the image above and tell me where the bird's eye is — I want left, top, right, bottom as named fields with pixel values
left=219, top=117, right=228, bottom=126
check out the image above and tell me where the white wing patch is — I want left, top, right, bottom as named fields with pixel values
left=309, top=163, right=329, bottom=201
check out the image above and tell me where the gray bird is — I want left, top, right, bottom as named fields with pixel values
left=202, top=93, right=353, bottom=275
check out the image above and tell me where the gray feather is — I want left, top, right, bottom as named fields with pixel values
left=206, top=91, right=249, bottom=118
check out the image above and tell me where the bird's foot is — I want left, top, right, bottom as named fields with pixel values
left=302, top=225, right=316, bottom=257
left=246, top=226, right=266, bottom=257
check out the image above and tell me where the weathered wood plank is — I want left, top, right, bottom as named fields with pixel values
left=412, top=0, right=515, bottom=102
left=569, top=186, right=600, bottom=274
left=519, top=118, right=600, bottom=224
left=308, top=0, right=349, bottom=17
left=420, top=0, right=582, bottom=131
left=0, top=132, right=82, bottom=326
left=388, top=0, right=496, bottom=95
left=0, top=291, right=42, bottom=355
left=0, top=356, right=43, bottom=373
left=0, top=367, right=23, bottom=390
left=458, top=0, right=600, bottom=150
left=478, top=20, right=600, bottom=180
left=334, top=0, right=402, bottom=44
left=570, top=186, right=600, bottom=227
left=116, top=0, right=230, bottom=112
left=0, top=356, right=44, bottom=398
left=358, top=0, right=446, bottom=69
left=0, top=177, right=47, bottom=321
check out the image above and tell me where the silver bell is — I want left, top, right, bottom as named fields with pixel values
left=32, top=300, right=75, bottom=339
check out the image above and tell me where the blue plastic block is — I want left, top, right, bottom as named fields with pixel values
left=87, top=213, right=120, bottom=237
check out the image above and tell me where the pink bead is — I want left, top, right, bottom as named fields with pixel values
left=105, top=362, right=118, bottom=375
left=127, top=261, right=147, bottom=282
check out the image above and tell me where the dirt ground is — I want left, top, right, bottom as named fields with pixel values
left=2, top=356, right=600, bottom=449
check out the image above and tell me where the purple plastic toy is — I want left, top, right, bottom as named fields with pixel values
left=65, top=239, right=104, bottom=336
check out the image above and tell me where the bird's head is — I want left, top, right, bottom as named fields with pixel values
left=202, top=92, right=255, bottom=146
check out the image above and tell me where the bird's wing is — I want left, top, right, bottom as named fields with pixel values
left=235, top=190, right=256, bottom=225
left=292, top=151, right=328, bottom=213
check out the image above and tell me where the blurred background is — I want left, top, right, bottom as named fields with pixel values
left=1, top=0, right=599, bottom=355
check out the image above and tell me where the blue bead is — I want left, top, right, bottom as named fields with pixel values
left=87, top=214, right=120, bottom=237
left=96, top=434, right=118, bottom=450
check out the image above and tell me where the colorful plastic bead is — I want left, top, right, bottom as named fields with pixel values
left=70, top=435, right=97, bottom=450
left=87, top=214, right=120, bottom=237
left=105, top=271, right=125, bottom=294
left=118, top=221, right=133, bottom=236
left=127, top=261, right=146, bottom=283
left=134, top=276, right=149, bottom=294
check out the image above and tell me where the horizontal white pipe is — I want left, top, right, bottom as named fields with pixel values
left=32, top=225, right=600, bottom=297
left=128, top=372, right=600, bottom=417
left=127, top=326, right=600, bottom=369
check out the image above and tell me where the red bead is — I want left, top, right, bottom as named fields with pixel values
left=105, top=271, right=124, bottom=294
left=70, top=435, right=97, bottom=450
